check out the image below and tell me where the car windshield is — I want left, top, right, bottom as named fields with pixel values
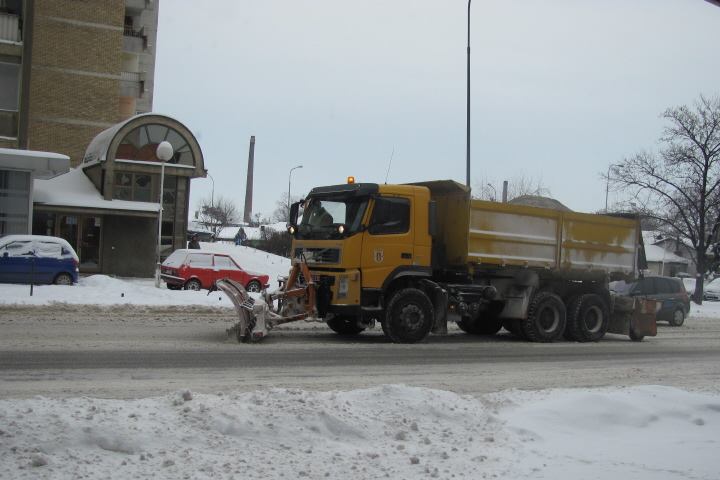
left=162, top=250, right=187, bottom=268
left=296, top=196, right=369, bottom=240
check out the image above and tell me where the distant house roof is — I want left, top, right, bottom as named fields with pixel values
left=33, top=168, right=159, bottom=216
left=644, top=244, right=689, bottom=264
left=507, top=195, right=572, bottom=212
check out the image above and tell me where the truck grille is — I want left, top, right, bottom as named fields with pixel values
left=295, top=247, right=341, bottom=264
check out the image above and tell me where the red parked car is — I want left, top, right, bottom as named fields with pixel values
left=160, top=249, right=269, bottom=292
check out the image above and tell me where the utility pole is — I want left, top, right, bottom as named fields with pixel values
left=466, top=0, right=472, bottom=188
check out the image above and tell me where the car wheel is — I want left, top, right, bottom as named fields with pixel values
left=184, top=279, right=202, bottom=291
left=245, top=280, right=262, bottom=293
left=669, top=308, right=685, bottom=327
left=54, top=272, right=73, bottom=285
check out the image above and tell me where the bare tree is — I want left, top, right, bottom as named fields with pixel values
left=473, top=174, right=550, bottom=201
left=272, top=192, right=302, bottom=223
left=196, top=195, right=239, bottom=236
left=609, top=94, right=720, bottom=303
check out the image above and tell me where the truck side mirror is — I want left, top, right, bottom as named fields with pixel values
left=288, top=200, right=302, bottom=233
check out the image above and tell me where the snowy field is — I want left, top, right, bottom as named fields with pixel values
left=1, top=385, right=718, bottom=479
left=2, top=244, right=720, bottom=478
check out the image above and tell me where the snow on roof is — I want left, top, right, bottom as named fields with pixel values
left=0, top=147, right=70, bottom=161
left=33, top=167, right=160, bottom=213
left=0, top=234, right=79, bottom=261
left=644, top=244, right=689, bottom=264
left=215, top=222, right=287, bottom=241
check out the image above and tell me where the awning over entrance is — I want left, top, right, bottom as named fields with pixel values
left=34, top=167, right=159, bottom=217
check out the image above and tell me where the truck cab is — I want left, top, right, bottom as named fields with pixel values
left=289, top=181, right=434, bottom=337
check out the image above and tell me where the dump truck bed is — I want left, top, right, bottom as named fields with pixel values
left=414, top=180, right=640, bottom=277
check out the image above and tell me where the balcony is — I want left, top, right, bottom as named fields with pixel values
left=0, top=12, right=21, bottom=43
left=120, top=71, right=145, bottom=98
left=0, top=109, right=18, bottom=138
left=123, top=26, right=147, bottom=52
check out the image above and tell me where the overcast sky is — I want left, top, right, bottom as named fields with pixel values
left=154, top=0, right=720, bottom=220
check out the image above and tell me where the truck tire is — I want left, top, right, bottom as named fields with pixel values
left=326, top=316, right=366, bottom=335
left=522, top=291, right=566, bottom=343
left=457, top=315, right=503, bottom=335
left=565, top=294, right=609, bottom=342
left=383, top=288, right=434, bottom=343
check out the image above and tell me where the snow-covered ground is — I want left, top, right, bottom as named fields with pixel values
left=1, top=385, right=718, bottom=479
left=2, top=245, right=720, bottom=478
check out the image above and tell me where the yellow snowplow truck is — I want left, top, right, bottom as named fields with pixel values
left=221, top=179, right=656, bottom=343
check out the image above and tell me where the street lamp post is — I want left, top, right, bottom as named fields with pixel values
left=155, top=141, right=174, bottom=288
left=487, top=182, right=496, bottom=201
left=287, top=165, right=303, bottom=221
left=466, top=0, right=472, bottom=188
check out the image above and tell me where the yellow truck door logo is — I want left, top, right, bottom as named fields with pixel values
left=374, top=249, right=384, bottom=263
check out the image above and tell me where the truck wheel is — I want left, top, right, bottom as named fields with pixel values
left=384, top=288, right=434, bottom=343
left=457, top=315, right=503, bottom=335
left=326, top=316, right=366, bottom=335
left=522, top=291, right=566, bottom=343
left=669, top=308, right=685, bottom=327
left=566, top=294, right=609, bottom=342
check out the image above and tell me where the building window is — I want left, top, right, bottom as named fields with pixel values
left=0, top=169, right=30, bottom=235
left=0, top=60, right=20, bottom=138
left=113, top=172, right=152, bottom=201
left=116, top=124, right=195, bottom=166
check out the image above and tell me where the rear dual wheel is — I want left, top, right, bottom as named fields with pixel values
left=565, top=294, right=609, bottom=342
left=522, top=291, right=567, bottom=343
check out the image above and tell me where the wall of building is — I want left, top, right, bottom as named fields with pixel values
left=101, top=215, right=156, bottom=277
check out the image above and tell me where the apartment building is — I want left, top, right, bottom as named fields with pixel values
left=0, top=0, right=158, bottom=165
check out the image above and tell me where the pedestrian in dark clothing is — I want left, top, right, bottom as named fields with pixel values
left=188, top=234, right=201, bottom=249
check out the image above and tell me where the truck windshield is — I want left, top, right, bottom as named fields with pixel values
left=297, top=196, right=368, bottom=239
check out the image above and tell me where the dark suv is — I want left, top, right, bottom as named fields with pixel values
left=610, top=276, right=690, bottom=326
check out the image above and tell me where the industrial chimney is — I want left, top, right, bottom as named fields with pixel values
left=243, top=136, right=255, bottom=224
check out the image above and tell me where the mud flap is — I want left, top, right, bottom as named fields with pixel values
left=608, top=296, right=658, bottom=339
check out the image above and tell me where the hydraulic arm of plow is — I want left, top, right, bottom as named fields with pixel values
left=215, top=259, right=317, bottom=343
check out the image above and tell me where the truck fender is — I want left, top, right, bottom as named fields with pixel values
left=420, top=279, right=449, bottom=334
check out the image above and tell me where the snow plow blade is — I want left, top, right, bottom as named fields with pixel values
left=215, top=259, right=317, bottom=343
left=608, top=296, right=658, bottom=341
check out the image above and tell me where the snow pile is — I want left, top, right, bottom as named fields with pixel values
left=197, top=241, right=290, bottom=280
left=0, top=244, right=290, bottom=308
left=1, top=385, right=718, bottom=479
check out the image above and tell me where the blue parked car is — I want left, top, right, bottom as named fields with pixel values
left=0, top=235, right=79, bottom=285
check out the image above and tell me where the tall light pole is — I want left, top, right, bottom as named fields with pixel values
left=466, top=0, right=472, bottom=188
left=487, top=182, right=496, bottom=201
left=155, top=141, right=174, bottom=288
left=287, top=165, right=303, bottom=221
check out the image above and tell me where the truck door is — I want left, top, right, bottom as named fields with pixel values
left=360, top=195, right=414, bottom=289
